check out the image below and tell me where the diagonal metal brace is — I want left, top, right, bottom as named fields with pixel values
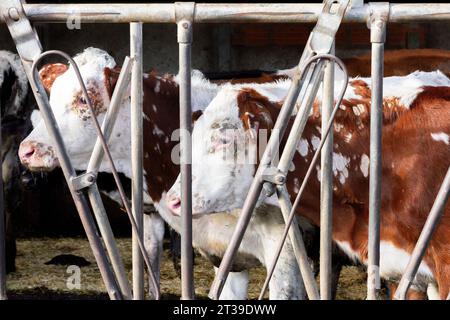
left=309, top=0, right=350, bottom=54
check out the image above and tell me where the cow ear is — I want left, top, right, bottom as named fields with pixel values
left=192, top=110, right=203, bottom=124
left=38, top=63, right=68, bottom=94
left=237, top=88, right=275, bottom=142
left=103, top=66, right=121, bottom=98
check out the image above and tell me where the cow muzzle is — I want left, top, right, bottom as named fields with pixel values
left=18, top=140, right=59, bottom=171
left=166, top=193, right=181, bottom=216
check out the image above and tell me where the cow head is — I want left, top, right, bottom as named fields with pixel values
left=18, top=47, right=130, bottom=175
left=166, top=86, right=277, bottom=215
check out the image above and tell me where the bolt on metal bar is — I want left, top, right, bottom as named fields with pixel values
left=31, top=52, right=123, bottom=300
left=367, top=2, right=389, bottom=300
left=320, top=42, right=335, bottom=300
left=394, top=166, right=450, bottom=300
left=0, top=111, right=6, bottom=300
left=3, top=3, right=450, bottom=24
left=209, top=0, right=350, bottom=299
left=130, top=21, right=145, bottom=300
left=176, top=1, right=196, bottom=300
left=258, top=54, right=348, bottom=301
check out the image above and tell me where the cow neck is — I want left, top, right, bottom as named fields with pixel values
left=142, top=72, right=180, bottom=202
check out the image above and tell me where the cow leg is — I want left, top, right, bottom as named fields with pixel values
left=3, top=146, right=19, bottom=273
left=213, top=267, right=249, bottom=300
left=143, top=213, right=165, bottom=299
left=263, top=236, right=306, bottom=300
left=329, top=255, right=343, bottom=299
left=169, top=228, right=182, bottom=277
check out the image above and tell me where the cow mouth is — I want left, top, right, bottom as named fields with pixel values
left=24, top=162, right=59, bottom=172
left=167, top=197, right=181, bottom=216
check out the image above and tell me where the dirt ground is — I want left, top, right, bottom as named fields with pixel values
left=6, top=237, right=369, bottom=300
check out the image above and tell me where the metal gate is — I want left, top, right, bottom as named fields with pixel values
left=0, top=0, right=449, bottom=301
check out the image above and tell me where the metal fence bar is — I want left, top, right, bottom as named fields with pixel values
left=273, top=185, right=319, bottom=300
left=209, top=56, right=312, bottom=300
left=176, top=1, right=195, bottom=300
left=367, top=2, right=388, bottom=300
left=319, top=42, right=335, bottom=300
left=130, top=22, right=145, bottom=300
left=257, top=55, right=349, bottom=300
left=84, top=56, right=134, bottom=300
left=31, top=52, right=122, bottom=300
left=0, top=113, right=6, bottom=300
left=394, top=166, right=450, bottom=300
left=209, top=0, right=350, bottom=299
left=87, top=185, right=132, bottom=299
left=1, top=3, right=448, bottom=24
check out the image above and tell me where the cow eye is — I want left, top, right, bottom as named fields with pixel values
left=79, top=96, right=87, bottom=105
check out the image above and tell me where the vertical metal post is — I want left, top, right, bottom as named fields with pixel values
left=394, top=166, right=450, bottom=300
left=367, top=2, right=389, bottom=300
left=130, top=22, right=144, bottom=300
left=176, top=2, right=195, bottom=300
left=0, top=111, right=6, bottom=300
left=320, top=42, right=335, bottom=300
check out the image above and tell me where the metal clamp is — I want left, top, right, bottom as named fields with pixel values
left=0, top=0, right=42, bottom=63
left=175, top=2, right=195, bottom=43
left=368, top=2, right=390, bottom=43
left=70, top=172, right=97, bottom=191
left=261, top=167, right=286, bottom=185
left=309, top=0, right=350, bottom=54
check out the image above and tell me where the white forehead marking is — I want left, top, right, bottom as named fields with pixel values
left=297, top=138, right=309, bottom=157
left=360, top=154, right=370, bottom=178
left=431, top=132, right=449, bottom=145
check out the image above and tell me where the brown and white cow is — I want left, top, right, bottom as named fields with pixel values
left=278, top=49, right=450, bottom=83
left=18, top=47, right=308, bottom=299
left=167, top=71, right=450, bottom=299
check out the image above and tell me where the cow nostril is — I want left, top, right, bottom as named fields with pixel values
left=19, top=143, right=36, bottom=160
left=24, top=149, right=35, bottom=158
left=171, top=198, right=181, bottom=209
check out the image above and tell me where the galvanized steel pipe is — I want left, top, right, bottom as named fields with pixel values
left=0, top=3, right=447, bottom=24
left=130, top=22, right=145, bottom=300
